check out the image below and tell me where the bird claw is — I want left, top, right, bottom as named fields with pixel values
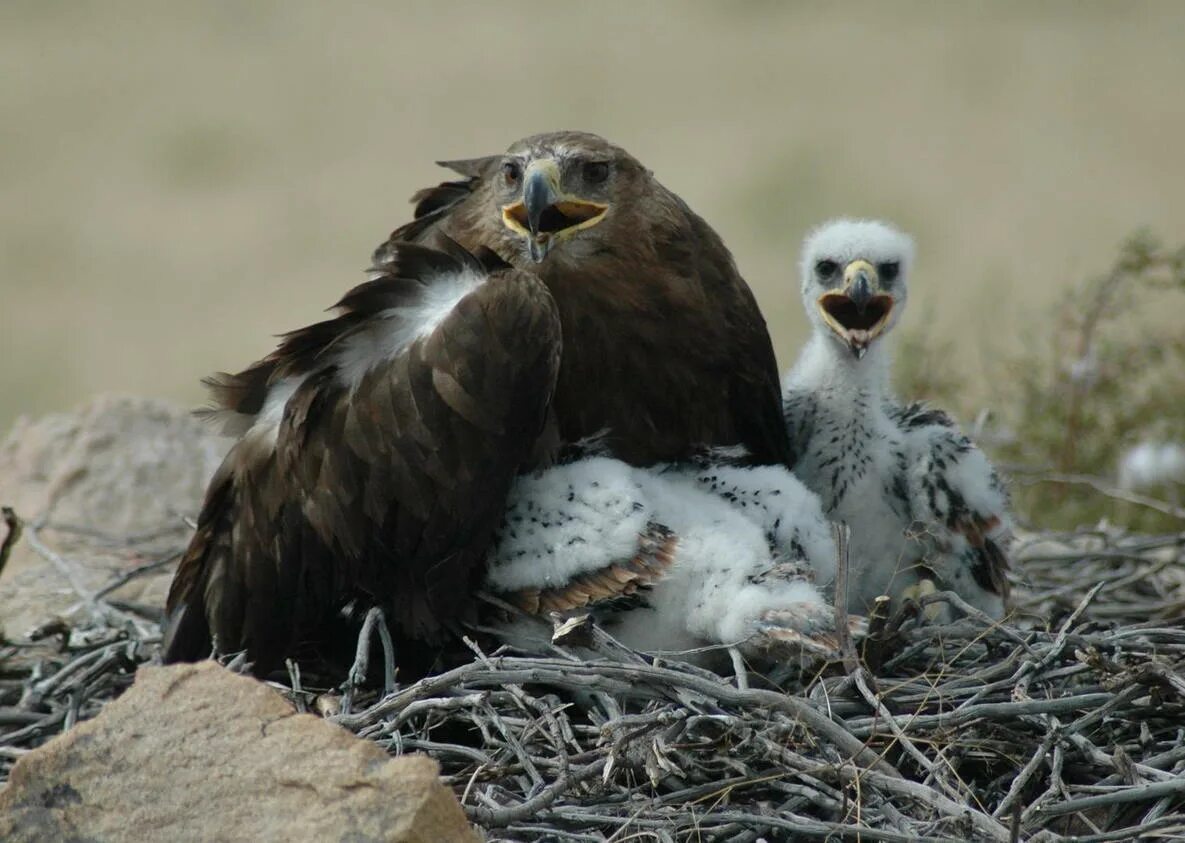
left=900, top=578, right=947, bottom=622
left=748, top=603, right=866, bottom=663
left=846, top=613, right=870, bottom=639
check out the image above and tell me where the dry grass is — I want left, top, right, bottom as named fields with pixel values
left=3, top=1, right=1185, bottom=430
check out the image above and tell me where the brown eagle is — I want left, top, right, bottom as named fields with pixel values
left=163, top=131, right=790, bottom=674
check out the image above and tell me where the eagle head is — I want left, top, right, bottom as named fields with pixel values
left=493, top=131, right=648, bottom=263
left=799, top=219, right=915, bottom=359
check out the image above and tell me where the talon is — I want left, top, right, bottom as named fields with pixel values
left=846, top=614, right=870, bottom=639
left=753, top=626, right=840, bottom=660
left=901, top=578, right=944, bottom=622
left=750, top=603, right=844, bottom=661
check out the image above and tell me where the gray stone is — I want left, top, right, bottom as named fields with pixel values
left=0, top=395, right=227, bottom=638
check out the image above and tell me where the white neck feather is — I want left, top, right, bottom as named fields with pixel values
left=786, top=330, right=893, bottom=399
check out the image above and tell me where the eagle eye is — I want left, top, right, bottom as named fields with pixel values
left=878, top=262, right=900, bottom=283
left=501, top=161, right=521, bottom=185
left=815, top=260, right=839, bottom=279
left=582, top=161, right=610, bottom=184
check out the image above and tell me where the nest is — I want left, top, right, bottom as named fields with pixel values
left=3, top=511, right=1185, bottom=842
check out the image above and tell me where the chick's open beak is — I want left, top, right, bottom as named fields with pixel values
left=501, top=159, right=609, bottom=262
left=817, top=259, right=895, bottom=358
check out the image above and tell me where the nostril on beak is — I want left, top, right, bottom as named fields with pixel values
left=849, top=272, right=873, bottom=310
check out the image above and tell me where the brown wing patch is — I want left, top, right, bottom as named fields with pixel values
left=504, top=523, right=678, bottom=616
left=164, top=243, right=562, bottom=675
left=972, top=535, right=1012, bottom=599
left=951, top=513, right=1012, bottom=599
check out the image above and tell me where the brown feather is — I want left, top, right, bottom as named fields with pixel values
left=499, top=523, right=678, bottom=616
left=165, top=244, right=561, bottom=674
left=376, top=131, right=792, bottom=469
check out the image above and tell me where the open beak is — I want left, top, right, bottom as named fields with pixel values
left=816, top=259, right=895, bottom=358
left=501, top=159, right=609, bottom=262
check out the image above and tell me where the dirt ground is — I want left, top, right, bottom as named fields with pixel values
left=2, top=1, right=1184, bottom=431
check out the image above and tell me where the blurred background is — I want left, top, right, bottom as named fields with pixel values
left=3, top=1, right=1184, bottom=524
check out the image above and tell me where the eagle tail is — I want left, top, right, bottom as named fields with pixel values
left=161, top=599, right=211, bottom=664
left=163, top=464, right=236, bottom=664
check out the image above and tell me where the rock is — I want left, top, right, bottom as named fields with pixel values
left=0, top=395, right=227, bottom=637
left=0, top=661, right=480, bottom=843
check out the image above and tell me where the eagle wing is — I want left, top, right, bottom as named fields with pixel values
left=891, top=402, right=1012, bottom=614
left=678, top=207, right=792, bottom=468
left=164, top=242, right=561, bottom=674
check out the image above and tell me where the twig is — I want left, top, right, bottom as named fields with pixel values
left=93, top=551, right=183, bottom=601
left=832, top=522, right=859, bottom=675
left=727, top=647, right=749, bottom=691
left=336, top=656, right=896, bottom=777
left=0, top=507, right=22, bottom=582
left=1015, top=471, right=1185, bottom=521
left=466, top=759, right=605, bottom=826
left=341, top=606, right=395, bottom=714
left=1033, top=777, right=1185, bottom=819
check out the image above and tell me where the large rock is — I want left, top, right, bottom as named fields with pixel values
left=0, top=395, right=227, bottom=637
left=0, top=661, right=480, bottom=843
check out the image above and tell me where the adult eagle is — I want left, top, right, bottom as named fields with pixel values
left=164, top=131, right=789, bottom=674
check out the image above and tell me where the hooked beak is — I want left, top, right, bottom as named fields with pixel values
left=817, top=259, right=895, bottom=358
left=501, top=159, right=610, bottom=263
left=847, top=266, right=873, bottom=309
left=522, top=164, right=558, bottom=238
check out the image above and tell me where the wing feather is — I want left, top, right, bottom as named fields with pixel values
left=504, top=522, right=678, bottom=616
left=687, top=212, right=793, bottom=469
left=898, top=404, right=1012, bottom=607
left=164, top=243, right=561, bottom=674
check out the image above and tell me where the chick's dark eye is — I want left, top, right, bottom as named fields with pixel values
left=878, top=262, right=900, bottom=283
left=501, top=161, right=521, bottom=185
left=583, top=161, right=610, bottom=184
left=815, top=260, right=839, bottom=278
